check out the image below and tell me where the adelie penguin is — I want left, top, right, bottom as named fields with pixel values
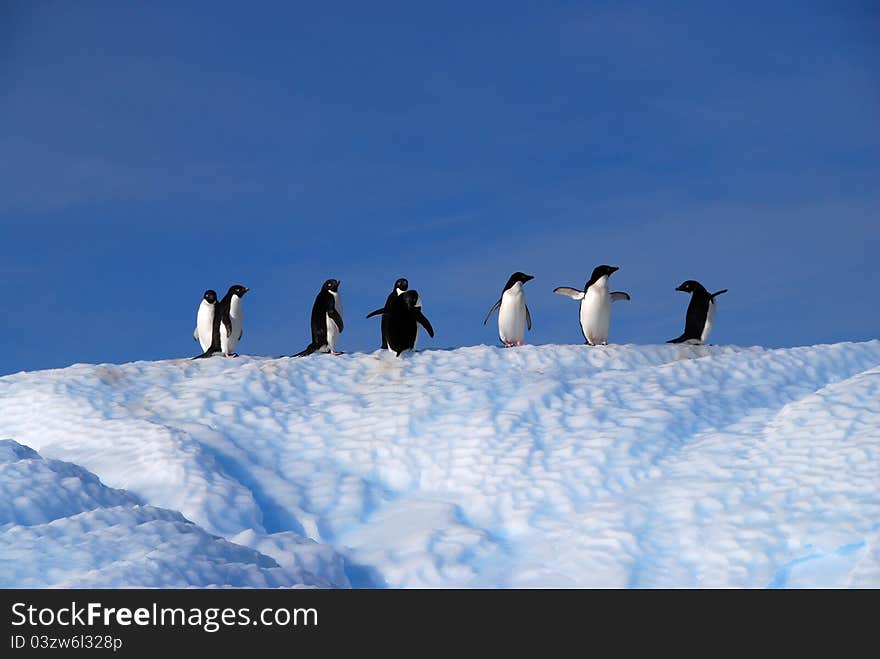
left=667, top=280, right=728, bottom=345
left=554, top=265, right=630, bottom=346
left=194, top=285, right=250, bottom=358
left=366, top=277, right=409, bottom=349
left=294, top=279, right=344, bottom=357
left=193, top=289, right=217, bottom=353
left=483, top=272, right=534, bottom=347
left=382, top=290, right=434, bottom=357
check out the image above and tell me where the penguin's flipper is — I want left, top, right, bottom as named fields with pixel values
left=526, top=305, right=532, bottom=331
left=293, top=343, right=319, bottom=358
left=553, top=287, right=585, bottom=300
left=711, top=289, right=729, bottom=299
left=417, top=311, right=435, bottom=338
left=366, top=307, right=386, bottom=319
left=328, top=309, right=344, bottom=333
left=238, top=329, right=243, bottom=340
left=483, top=299, right=502, bottom=325
left=611, top=291, right=631, bottom=302
left=222, top=316, right=232, bottom=337
left=193, top=327, right=199, bottom=341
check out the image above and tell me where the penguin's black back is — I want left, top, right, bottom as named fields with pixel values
left=380, top=290, right=397, bottom=349
left=681, top=291, right=712, bottom=341
left=309, top=290, right=334, bottom=344
left=668, top=281, right=720, bottom=344
left=386, top=291, right=433, bottom=356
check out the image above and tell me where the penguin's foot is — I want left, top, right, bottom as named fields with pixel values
left=516, top=341, right=525, bottom=347
left=586, top=340, right=596, bottom=346
left=227, top=353, right=239, bottom=358
left=503, top=342, right=514, bottom=348
left=601, top=341, right=607, bottom=346
left=331, top=351, right=344, bottom=356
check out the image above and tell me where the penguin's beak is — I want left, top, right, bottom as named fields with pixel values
left=610, top=266, right=619, bottom=274
left=524, top=274, right=534, bottom=282
left=675, top=284, right=685, bottom=292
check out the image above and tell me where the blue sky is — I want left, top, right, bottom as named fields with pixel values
left=2, top=1, right=878, bottom=375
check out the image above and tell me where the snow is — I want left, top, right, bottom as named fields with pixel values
left=1, top=341, right=878, bottom=588
left=0, top=439, right=345, bottom=588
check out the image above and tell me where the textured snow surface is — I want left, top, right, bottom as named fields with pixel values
left=0, top=440, right=345, bottom=588
left=1, top=342, right=878, bottom=588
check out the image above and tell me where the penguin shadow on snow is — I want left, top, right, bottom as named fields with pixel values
left=360, top=353, right=408, bottom=383
left=672, top=344, right=712, bottom=361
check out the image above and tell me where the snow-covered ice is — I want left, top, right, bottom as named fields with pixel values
left=0, top=439, right=345, bottom=588
left=1, top=341, right=878, bottom=588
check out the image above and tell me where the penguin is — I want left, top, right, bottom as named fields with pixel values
left=554, top=265, right=630, bottom=346
left=366, top=277, right=409, bottom=349
left=667, top=280, right=728, bottom=344
left=220, top=284, right=249, bottom=357
left=383, top=289, right=434, bottom=356
left=193, top=285, right=249, bottom=359
left=482, top=272, right=534, bottom=347
left=193, top=289, right=217, bottom=353
left=294, top=279, right=344, bottom=357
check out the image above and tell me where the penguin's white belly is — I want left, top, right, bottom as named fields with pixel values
left=701, top=300, right=716, bottom=343
left=498, top=288, right=527, bottom=344
left=196, top=303, right=214, bottom=352
left=326, top=290, right=342, bottom=352
left=220, top=324, right=237, bottom=356
left=220, top=328, right=229, bottom=355
left=326, top=314, right=340, bottom=352
left=227, top=332, right=238, bottom=355
left=224, top=323, right=239, bottom=355
left=225, top=297, right=243, bottom=355
left=412, top=293, right=421, bottom=351
left=579, top=289, right=612, bottom=344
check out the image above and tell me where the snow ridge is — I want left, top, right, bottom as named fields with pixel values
left=1, top=341, right=878, bottom=587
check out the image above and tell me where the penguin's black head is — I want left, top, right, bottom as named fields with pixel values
left=203, top=290, right=217, bottom=304
left=591, top=265, right=619, bottom=280
left=504, top=272, right=534, bottom=289
left=584, top=265, right=619, bottom=289
left=395, top=278, right=409, bottom=292
left=675, top=280, right=706, bottom=294
left=323, top=279, right=341, bottom=293
left=228, top=285, right=250, bottom=298
left=399, top=290, right=420, bottom=308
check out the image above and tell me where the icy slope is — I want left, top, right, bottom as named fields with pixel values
left=1, top=342, right=878, bottom=588
left=0, top=440, right=346, bottom=588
